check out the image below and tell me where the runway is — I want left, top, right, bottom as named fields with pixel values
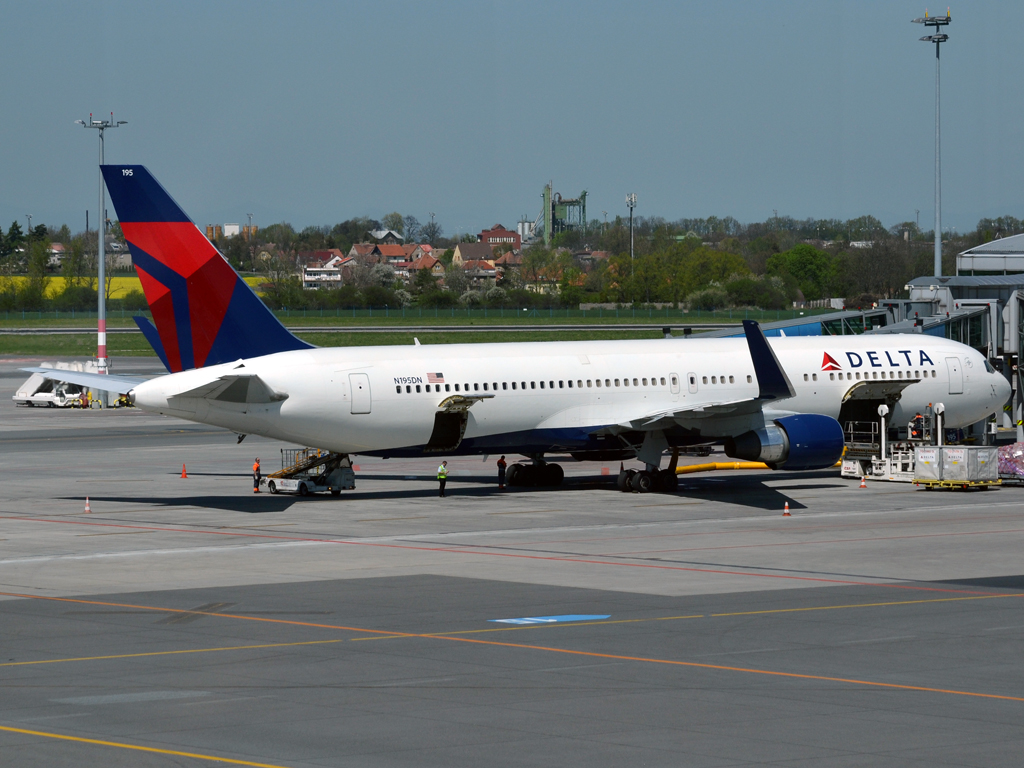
left=2, top=356, right=1023, bottom=767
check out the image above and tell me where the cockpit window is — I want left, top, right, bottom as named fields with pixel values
left=983, top=359, right=995, bottom=373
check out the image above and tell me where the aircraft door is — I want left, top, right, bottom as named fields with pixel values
left=349, top=373, right=372, bottom=414
left=946, top=357, right=963, bottom=395
left=686, top=372, right=698, bottom=394
left=670, top=373, right=681, bottom=395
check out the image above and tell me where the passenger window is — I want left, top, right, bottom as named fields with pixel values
left=728, top=376, right=734, bottom=384
left=587, top=380, right=592, bottom=387
left=855, top=373, right=861, bottom=380
left=540, top=381, right=545, bottom=389
left=502, top=382, right=507, bottom=390
left=712, top=376, right=717, bottom=384
left=472, top=383, right=478, bottom=391
left=559, top=381, right=564, bottom=388
left=633, top=378, right=638, bottom=386
left=803, top=374, right=808, bottom=381
left=522, top=381, right=526, bottom=389
left=549, top=381, right=554, bottom=388
left=596, top=380, right=602, bottom=388
left=702, top=376, right=708, bottom=384
left=445, top=384, right=451, bottom=392
left=530, top=381, right=536, bottom=389
left=454, top=383, right=460, bottom=391
left=578, top=380, right=583, bottom=387
left=660, top=377, right=666, bottom=385
left=605, top=379, right=611, bottom=387
left=483, top=383, right=489, bottom=391
left=812, top=373, right=817, bottom=381
left=615, top=379, right=620, bottom=387
left=395, top=386, right=401, bottom=394
left=493, top=382, right=498, bottom=390
left=416, top=385, right=421, bottom=392
left=623, top=378, right=629, bottom=387
left=645, top=378, right=651, bottom=386
left=746, top=375, right=752, bottom=383
left=405, top=385, right=411, bottom=393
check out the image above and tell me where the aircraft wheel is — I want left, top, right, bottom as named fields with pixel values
left=658, top=470, right=678, bottom=493
left=619, top=469, right=637, bottom=492
left=268, top=481, right=277, bottom=495
left=507, top=464, right=522, bottom=487
left=616, top=470, right=630, bottom=492
left=631, top=470, right=655, bottom=493
left=298, top=482, right=309, bottom=497
left=331, top=489, right=341, bottom=497
left=542, top=463, right=564, bottom=486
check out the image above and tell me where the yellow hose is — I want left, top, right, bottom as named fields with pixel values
left=675, top=461, right=769, bottom=474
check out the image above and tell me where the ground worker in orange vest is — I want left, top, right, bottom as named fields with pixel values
left=253, top=458, right=262, bottom=493
left=496, top=455, right=507, bottom=489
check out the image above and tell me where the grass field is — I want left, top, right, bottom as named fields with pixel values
left=0, top=306, right=832, bottom=329
left=0, top=329, right=667, bottom=358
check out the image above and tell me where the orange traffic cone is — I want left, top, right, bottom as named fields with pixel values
left=859, top=476, right=867, bottom=489
left=181, top=464, right=188, bottom=479
left=783, top=501, right=791, bottom=517
left=84, top=496, right=91, bottom=514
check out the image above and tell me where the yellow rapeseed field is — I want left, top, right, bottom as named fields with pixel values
left=2, top=275, right=265, bottom=298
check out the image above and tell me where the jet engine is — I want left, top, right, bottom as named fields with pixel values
left=724, top=414, right=844, bottom=471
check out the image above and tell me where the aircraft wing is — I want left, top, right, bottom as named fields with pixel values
left=614, top=320, right=793, bottom=431
left=20, top=368, right=147, bottom=395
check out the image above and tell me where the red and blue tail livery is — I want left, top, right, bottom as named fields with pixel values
left=100, top=165, right=312, bottom=372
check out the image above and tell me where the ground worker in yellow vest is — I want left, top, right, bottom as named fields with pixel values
left=437, top=460, right=449, bottom=498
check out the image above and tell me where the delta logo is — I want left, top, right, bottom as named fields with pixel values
left=820, top=349, right=935, bottom=371
left=821, top=352, right=842, bottom=371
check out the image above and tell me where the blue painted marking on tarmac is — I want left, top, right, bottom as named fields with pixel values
left=489, top=614, right=611, bottom=625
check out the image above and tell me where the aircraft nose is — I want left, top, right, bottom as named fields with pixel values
left=999, top=374, right=1012, bottom=403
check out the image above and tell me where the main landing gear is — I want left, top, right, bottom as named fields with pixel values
left=616, top=467, right=678, bottom=494
left=506, top=461, right=564, bottom=487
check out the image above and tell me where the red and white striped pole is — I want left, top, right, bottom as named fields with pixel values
left=76, top=112, right=126, bottom=375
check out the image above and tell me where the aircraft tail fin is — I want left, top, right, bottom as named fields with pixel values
left=100, top=165, right=312, bottom=372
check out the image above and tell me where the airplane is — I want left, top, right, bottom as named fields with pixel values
left=27, top=165, right=1011, bottom=493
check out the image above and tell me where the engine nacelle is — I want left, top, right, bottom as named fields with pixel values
left=724, top=414, right=844, bottom=470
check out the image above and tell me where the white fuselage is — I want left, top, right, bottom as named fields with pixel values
left=132, top=334, right=1010, bottom=457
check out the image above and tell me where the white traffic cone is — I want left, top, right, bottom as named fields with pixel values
left=859, top=476, right=867, bottom=489
left=783, top=501, right=791, bottom=517
left=84, top=496, right=91, bottom=514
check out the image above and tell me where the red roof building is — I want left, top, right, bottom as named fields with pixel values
left=478, top=224, right=521, bottom=250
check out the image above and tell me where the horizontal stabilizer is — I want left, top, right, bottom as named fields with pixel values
left=171, top=374, right=287, bottom=404
left=21, top=368, right=147, bottom=395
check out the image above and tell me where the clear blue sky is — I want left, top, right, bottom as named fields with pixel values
left=2, top=1, right=1020, bottom=237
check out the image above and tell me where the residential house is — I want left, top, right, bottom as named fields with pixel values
left=407, top=254, right=445, bottom=280
left=452, top=242, right=495, bottom=267
left=46, top=243, right=66, bottom=269
left=375, top=244, right=409, bottom=265
left=302, top=254, right=355, bottom=289
left=461, top=259, right=497, bottom=285
left=347, top=243, right=377, bottom=263
left=368, top=229, right=403, bottom=244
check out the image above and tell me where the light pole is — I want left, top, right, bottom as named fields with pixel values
left=626, top=193, right=637, bottom=275
left=75, top=113, right=127, bottom=374
left=913, top=9, right=951, bottom=277
left=246, top=212, right=253, bottom=239
left=25, top=214, right=32, bottom=238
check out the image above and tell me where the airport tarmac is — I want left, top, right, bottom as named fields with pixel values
left=2, top=356, right=1024, bottom=767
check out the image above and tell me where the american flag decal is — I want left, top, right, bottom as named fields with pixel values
left=427, top=372, right=445, bottom=383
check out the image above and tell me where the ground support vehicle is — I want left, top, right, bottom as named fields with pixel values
left=265, top=449, right=355, bottom=497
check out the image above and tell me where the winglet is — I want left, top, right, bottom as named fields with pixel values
left=742, top=320, right=795, bottom=400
